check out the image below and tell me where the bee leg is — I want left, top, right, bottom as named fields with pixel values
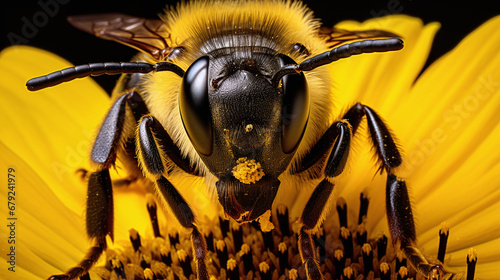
left=342, top=103, right=447, bottom=279
left=48, top=170, right=113, bottom=280
left=297, top=121, right=351, bottom=280
left=137, top=116, right=209, bottom=280
left=156, top=177, right=209, bottom=280
left=387, top=175, right=445, bottom=279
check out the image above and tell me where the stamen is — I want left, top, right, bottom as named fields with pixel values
left=336, top=197, right=348, bottom=228
left=438, top=222, right=450, bottom=263
left=231, top=222, right=243, bottom=252
left=168, top=232, right=179, bottom=247
left=262, top=229, right=274, bottom=251
left=288, top=268, right=299, bottom=280
left=361, top=243, right=373, bottom=274
left=219, top=217, right=230, bottom=238
left=397, top=266, right=408, bottom=280
left=333, top=249, right=345, bottom=279
left=343, top=266, right=354, bottom=280
left=380, top=262, right=391, bottom=280
left=177, top=249, right=193, bottom=277
left=140, top=254, right=151, bottom=269
left=314, top=227, right=326, bottom=259
left=160, top=246, right=172, bottom=266
left=396, top=251, right=407, bottom=272
left=278, top=242, right=289, bottom=273
left=92, top=190, right=471, bottom=280
left=227, top=258, right=239, bottom=280
left=340, top=227, right=353, bottom=259
left=110, top=256, right=126, bottom=278
left=466, top=248, right=477, bottom=280
left=377, top=234, right=388, bottom=261
left=143, top=268, right=155, bottom=280
left=356, top=223, right=367, bottom=245
left=358, top=189, right=370, bottom=224
left=205, top=231, right=214, bottom=251
left=277, top=204, right=290, bottom=236
left=259, top=262, right=271, bottom=280
left=146, top=194, right=161, bottom=238
left=216, top=240, right=228, bottom=270
left=240, top=243, right=254, bottom=274
left=129, top=228, right=142, bottom=252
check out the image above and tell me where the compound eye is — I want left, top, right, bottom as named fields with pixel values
left=279, top=55, right=310, bottom=154
left=179, top=56, right=213, bottom=155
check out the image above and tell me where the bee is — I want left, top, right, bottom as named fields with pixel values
left=27, top=0, right=451, bottom=279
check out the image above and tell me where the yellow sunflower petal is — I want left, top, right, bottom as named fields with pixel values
left=0, top=46, right=112, bottom=278
left=0, top=46, right=109, bottom=213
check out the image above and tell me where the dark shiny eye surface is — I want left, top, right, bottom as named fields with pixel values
left=179, top=56, right=213, bottom=155
left=279, top=55, right=310, bottom=154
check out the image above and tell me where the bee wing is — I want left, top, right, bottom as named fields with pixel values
left=319, top=27, right=401, bottom=49
left=68, top=13, right=173, bottom=61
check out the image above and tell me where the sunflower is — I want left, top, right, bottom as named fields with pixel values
left=1, top=13, right=499, bottom=280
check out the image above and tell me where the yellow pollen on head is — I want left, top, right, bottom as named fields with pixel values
left=232, top=157, right=265, bottom=184
left=258, top=210, right=274, bottom=232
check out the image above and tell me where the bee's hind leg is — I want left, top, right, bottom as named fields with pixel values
left=137, top=115, right=210, bottom=280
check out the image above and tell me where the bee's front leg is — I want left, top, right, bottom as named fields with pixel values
left=137, top=115, right=210, bottom=280
left=296, top=120, right=351, bottom=280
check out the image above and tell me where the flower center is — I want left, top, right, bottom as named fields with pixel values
left=83, top=191, right=475, bottom=280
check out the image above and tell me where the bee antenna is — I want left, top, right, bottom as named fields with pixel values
left=271, top=38, right=403, bottom=87
left=26, top=61, right=185, bottom=91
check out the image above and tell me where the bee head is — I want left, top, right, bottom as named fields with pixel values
left=179, top=51, right=309, bottom=222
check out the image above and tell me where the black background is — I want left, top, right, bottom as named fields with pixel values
left=2, top=0, right=499, bottom=93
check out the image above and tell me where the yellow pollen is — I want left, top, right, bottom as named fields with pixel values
left=258, top=210, right=274, bottom=232
left=380, top=262, right=390, bottom=273
left=468, top=248, right=478, bottom=262
left=216, top=240, right=226, bottom=251
left=440, top=222, right=450, bottom=235
left=334, top=249, right=343, bottom=260
left=278, top=242, right=287, bottom=253
left=177, top=249, right=188, bottom=262
left=288, top=268, right=298, bottom=279
left=361, top=243, right=372, bottom=254
left=227, top=258, right=237, bottom=271
left=232, top=157, right=265, bottom=184
left=259, top=261, right=270, bottom=273
left=340, top=227, right=350, bottom=239
left=398, top=266, right=408, bottom=277
left=144, top=268, right=154, bottom=280
left=343, top=267, right=353, bottom=278
left=240, top=243, right=251, bottom=254
left=245, top=124, right=253, bottom=132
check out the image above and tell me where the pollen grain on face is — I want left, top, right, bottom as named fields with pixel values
left=231, top=157, right=265, bottom=184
